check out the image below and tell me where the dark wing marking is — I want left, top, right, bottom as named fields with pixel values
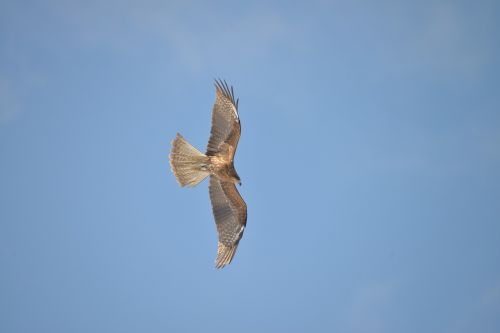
left=209, top=176, right=247, bottom=268
left=206, top=79, right=241, bottom=160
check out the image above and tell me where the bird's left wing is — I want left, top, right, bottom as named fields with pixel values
left=208, top=176, right=247, bottom=268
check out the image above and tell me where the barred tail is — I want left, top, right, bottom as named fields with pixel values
left=169, top=133, right=210, bottom=187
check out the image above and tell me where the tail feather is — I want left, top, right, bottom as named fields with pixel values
left=169, top=133, right=210, bottom=187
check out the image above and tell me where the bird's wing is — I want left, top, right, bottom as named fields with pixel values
left=209, top=176, right=247, bottom=268
left=206, top=79, right=241, bottom=160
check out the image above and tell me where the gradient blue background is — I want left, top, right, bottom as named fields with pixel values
left=1, top=1, right=500, bottom=332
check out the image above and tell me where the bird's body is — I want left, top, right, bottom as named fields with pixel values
left=208, top=155, right=240, bottom=184
left=169, top=80, right=247, bottom=268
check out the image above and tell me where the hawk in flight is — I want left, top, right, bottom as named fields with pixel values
left=169, top=80, right=247, bottom=269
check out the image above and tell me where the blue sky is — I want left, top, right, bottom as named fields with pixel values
left=1, top=1, right=500, bottom=332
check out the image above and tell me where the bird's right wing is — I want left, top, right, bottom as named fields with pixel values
left=206, top=79, right=241, bottom=160
left=208, top=176, right=247, bottom=268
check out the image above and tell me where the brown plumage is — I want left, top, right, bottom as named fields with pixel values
left=169, top=80, right=247, bottom=269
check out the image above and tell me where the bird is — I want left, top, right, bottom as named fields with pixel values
left=169, top=79, right=247, bottom=269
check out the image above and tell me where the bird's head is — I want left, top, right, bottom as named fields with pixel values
left=229, top=167, right=241, bottom=186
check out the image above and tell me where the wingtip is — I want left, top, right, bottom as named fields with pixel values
left=214, top=78, right=223, bottom=90
left=215, top=242, right=238, bottom=269
left=213, top=78, right=238, bottom=110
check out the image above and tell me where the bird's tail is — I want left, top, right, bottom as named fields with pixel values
left=169, top=133, right=210, bottom=187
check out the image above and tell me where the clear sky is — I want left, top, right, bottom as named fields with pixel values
left=1, top=1, right=499, bottom=332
